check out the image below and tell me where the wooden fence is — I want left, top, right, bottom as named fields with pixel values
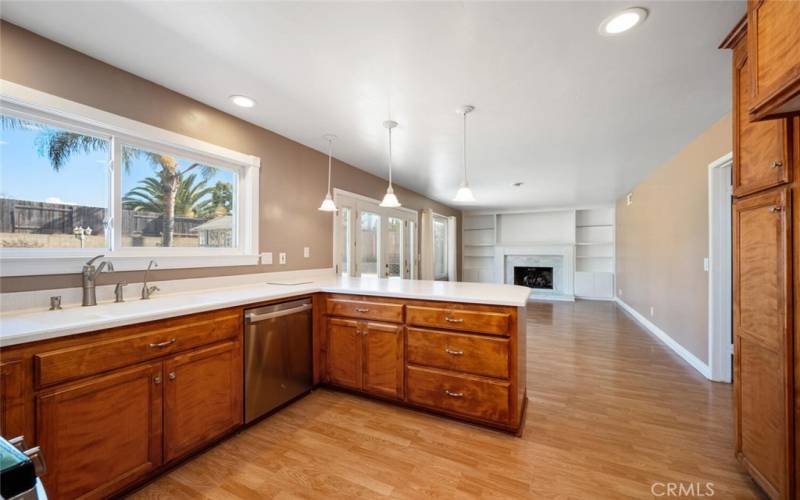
left=0, top=198, right=208, bottom=237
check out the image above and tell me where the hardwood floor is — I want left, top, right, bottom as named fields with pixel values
left=130, top=300, right=762, bottom=499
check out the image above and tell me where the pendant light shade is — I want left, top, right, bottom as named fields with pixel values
left=318, top=134, right=337, bottom=212
left=379, top=120, right=402, bottom=208
left=453, top=105, right=476, bottom=203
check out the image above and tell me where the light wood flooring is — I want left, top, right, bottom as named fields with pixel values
left=131, top=300, right=763, bottom=499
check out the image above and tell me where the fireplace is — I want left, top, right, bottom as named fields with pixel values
left=514, top=266, right=554, bottom=290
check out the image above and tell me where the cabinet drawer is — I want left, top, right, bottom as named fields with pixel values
left=406, top=305, right=510, bottom=336
left=407, top=365, right=510, bottom=424
left=407, top=328, right=509, bottom=379
left=34, top=310, right=241, bottom=388
left=326, top=298, right=403, bottom=323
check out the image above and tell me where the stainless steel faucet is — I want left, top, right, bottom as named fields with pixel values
left=82, top=255, right=114, bottom=306
left=141, top=260, right=160, bottom=299
left=114, top=281, right=128, bottom=303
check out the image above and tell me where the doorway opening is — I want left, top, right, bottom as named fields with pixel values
left=708, top=152, right=733, bottom=383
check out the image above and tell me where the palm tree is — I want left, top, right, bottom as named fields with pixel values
left=2, top=116, right=215, bottom=247
left=123, top=173, right=214, bottom=218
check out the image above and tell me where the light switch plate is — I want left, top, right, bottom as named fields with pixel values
left=279, top=252, right=287, bottom=265
left=703, top=257, right=709, bottom=271
left=303, top=247, right=310, bottom=258
left=260, top=252, right=273, bottom=265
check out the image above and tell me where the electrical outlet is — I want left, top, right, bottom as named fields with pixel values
left=260, top=252, right=273, bottom=265
left=279, top=252, right=287, bottom=265
left=649, top=306, right=655, bottom=317
left=303, top=246, right=310, bottom=258
left=618, top=288, right=623, bottom=297
left=703, top=257, right=709, bottom=271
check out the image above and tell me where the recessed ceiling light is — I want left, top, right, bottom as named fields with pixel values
left=229, top=95, right=256, bottom=108
left=599, top=7, right=648, bottom=36
left=512, top=182, right=524, bottom=187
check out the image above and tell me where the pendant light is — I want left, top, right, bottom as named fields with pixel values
left=453, top=105, right=476, bottom=202
left=379, top=120, right=402, bottom=208
left=318, top=134, right=337, bottom=212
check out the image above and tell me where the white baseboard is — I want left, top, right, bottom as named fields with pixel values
left=615, top=298, right=711, bottom=379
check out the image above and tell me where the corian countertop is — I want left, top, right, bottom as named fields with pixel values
left=0, top=276, right=531, bottom=347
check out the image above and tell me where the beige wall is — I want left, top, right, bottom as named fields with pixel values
left=0, top=21, right=460, bottom=292
left=615, top=114, right=731, bottom=364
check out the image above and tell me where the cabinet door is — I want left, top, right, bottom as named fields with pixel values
left=363, top=322, right=404, bottom=400
left=326, top=318, right=363, bottom=390
left=733, top=188, right=791, bottom=499
left=747, top=0, right=800, bottom=119
left=37, top=362, right=163, bottom=500
left=0, top=360, right=26, bottom=439
left=163, top=340, right=242, bottom=463
left=733, top=36, right=790, bottom=196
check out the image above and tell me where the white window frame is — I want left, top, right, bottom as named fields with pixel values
left=332, top=189, right=418, bottom=279
left=0, top=80, right=260, bottom=276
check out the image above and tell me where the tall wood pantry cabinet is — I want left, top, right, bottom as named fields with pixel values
left=722, top=6, right=800, bottom=498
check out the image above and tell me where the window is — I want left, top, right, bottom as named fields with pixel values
left=433, top=215, right=449, bottom=281
left=0, top=92, right=259, bottom=274
left=120, top=144, right=237, bottom=248
left=338, top=206, right=352, bottom=275
left=358, top=211, right=380, bottom=276
left=0, top=114, right=111, bottom=249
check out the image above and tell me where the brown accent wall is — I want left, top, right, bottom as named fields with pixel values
left=615, top=114, right=732, bottom=364
left=0, top=21, right=460, bottom=292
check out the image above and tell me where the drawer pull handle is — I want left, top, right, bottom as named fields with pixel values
left=355, top=308, right=370, bottom=313
left=770, top=160, right=783, bottom=169
left=149, top=338, right=176, bottom=348
left=444, top=317, right=464, bottom=323
left=444, top=347, right=464, bottom=356
left=768, top=205, right=783, bottom=213
left=444, top=389, right=464, bottom=398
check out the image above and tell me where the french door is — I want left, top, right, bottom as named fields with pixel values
left=334, top=191, right=418, bottom=279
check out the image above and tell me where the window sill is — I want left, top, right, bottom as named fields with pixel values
left=0, top=253, right=261, bottom=277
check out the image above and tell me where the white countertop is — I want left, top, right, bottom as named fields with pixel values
left=0, top=275, right=530, bottom=347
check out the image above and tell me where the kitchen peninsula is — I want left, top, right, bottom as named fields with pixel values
left=0, top=273, right=529, bottom=499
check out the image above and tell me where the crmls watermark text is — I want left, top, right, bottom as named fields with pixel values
left=651, top=482, right=715, bottom=497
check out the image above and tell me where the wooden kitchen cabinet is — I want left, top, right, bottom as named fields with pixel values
left=163, top=340, right=242, bottom=463
left=747, top=0, right=800, bottom=120
left=732, top=31, right=791, bottom=196
left=733, top=188, right=792, bottom=499
left=326, top=317, right=363, bottom=390
left=362, top=322, right=404, bottom=400
left=36, top=361, right=163, bottom=500
left=325, top=317, right=404, bottom=399
left=0, top=360, right=26, bottom=439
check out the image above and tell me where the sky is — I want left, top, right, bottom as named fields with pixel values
left=0, top=120, right=234, bottom=209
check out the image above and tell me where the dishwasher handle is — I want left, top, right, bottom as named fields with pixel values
left=246, top=303, right=312, bottom=323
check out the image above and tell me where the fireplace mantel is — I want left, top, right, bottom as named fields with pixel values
left=494, top=243, right=575, bottom=301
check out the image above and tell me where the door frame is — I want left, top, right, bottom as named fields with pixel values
left=708, top=152, right=733, bottom=383
left=332, top=189, right=418, bottom=278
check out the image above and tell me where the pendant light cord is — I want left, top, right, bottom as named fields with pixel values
left=462, top=111, right=468, bottom=185
left=327, top=137, right=333, bottom=192
left=388, top=126, right=393, bottom=187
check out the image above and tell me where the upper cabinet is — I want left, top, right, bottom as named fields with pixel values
left=747, top=0, right=800, bottom=120
left=731, top=30, right=792, bottom=196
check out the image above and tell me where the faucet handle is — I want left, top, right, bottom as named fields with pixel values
left=49, top=296, right=62, bottom=311
left=85, top=254, right=104, bottom=266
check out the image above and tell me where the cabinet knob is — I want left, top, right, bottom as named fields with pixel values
left=770, top=160, right=783, bottom=169
left=153, top=375, right=162, bottom=384
left=768, top=205, right=783, bottom=213
left=168, top=372, right=176, bottom=380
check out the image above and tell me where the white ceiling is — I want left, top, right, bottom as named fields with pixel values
left=1, top=1, right=744, bottom=211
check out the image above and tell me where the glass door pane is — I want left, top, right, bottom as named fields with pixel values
left=337, top=206, right=352, bottom=275
left=385, top=217, right=403, bottom=278
left=406, top=220, right=416, bottom=279
left=433, top=215, right=448, bottom=281
left=358, top=211, right=380, bottom=276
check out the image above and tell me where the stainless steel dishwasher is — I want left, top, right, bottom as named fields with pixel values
left=244, top=298, right=313, bottom=423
